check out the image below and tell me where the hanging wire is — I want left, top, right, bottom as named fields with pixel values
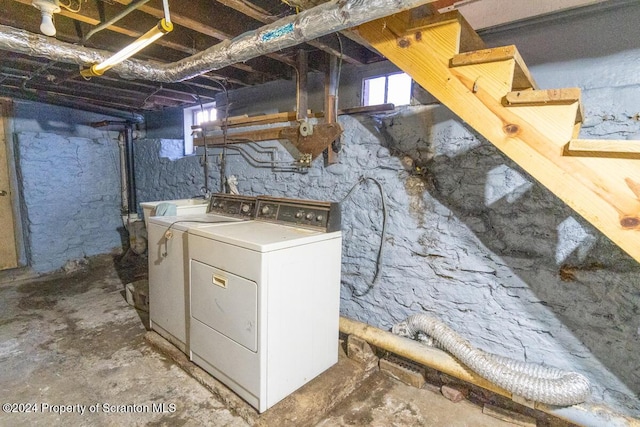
left=59, top=0, right=82, bottom=12
left=141, top=84, right=163, bottom=108
left=340, top=176, right=388, bottom=297
left=183, top=80, right=230, bottom=194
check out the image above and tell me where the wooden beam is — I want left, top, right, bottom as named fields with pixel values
left=0, top=81, right=146, bottom=111
left=216, top=0, right=277, bottom=24
left=12, top=0, right=191, bottom=54
left=5, top=0, right=439, bottom=84
left=112, top=0, right=296, bottom=70
left=296, top=50, right=309, bottom=121
left=215, top=0, right=368, bottom=65
left=339, top=103, right=396, bottom=115
left=198, top=104, right=395, bottom=132
left=194, top=127, right=287, bottom=146
left=200, top=111, right=310, bottom=130
left=324, top=53, right=339, bottom=165
left=1, top=51, right=216, bottom=102
left=5, top=0, right=257, bottom=87
left=566, top=139, right=640, bottom=159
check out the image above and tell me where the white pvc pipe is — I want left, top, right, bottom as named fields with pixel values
left=339, top=316, right=640, bottom=427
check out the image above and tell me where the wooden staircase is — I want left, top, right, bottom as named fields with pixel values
left=355, top=10, right=640, bottom=264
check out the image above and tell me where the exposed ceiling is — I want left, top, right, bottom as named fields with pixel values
left=0, top=0, right=612, bottom=115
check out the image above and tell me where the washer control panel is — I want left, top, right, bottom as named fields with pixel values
left=256, top=196, right=341, bottom=232
left=208, top=194, right=257, bottom=218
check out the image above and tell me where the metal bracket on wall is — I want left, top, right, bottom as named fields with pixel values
left=279, top=122, right=343, bottom=163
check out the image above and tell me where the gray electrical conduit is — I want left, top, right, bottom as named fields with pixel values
left=392, top=314, right=590, bottom=406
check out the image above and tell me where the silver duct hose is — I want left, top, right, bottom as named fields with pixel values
left=392, top=314, right=591, bottom=406
left=0, top=0, right=436, bottom=83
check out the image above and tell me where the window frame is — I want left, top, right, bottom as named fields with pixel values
left=362, top=72, right=412, bottom=107
left=183, top=101, right=216, bottom=155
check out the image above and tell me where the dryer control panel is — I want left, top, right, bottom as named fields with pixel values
left=208, top=194, right=257, bottom=219
left=256, top=196, right=341, bottom=232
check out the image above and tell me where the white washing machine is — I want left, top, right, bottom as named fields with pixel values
left=188, top=196, right=342, bottom=413
left=147, top=194, right=257, bottom=354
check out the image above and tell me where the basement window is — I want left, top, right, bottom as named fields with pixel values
left=362, top=72, right=412, bottom=107
left=183, top=102, right=217, bottom=155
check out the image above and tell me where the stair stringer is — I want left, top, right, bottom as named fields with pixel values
left=355, top=12, right=640, bottom=263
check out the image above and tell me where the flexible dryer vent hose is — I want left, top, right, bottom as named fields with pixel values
left=392, top=314, right=590, bottom=406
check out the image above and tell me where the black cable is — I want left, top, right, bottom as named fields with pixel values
left=339, top=176, right=388, bottom=297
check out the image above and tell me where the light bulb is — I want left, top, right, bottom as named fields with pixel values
left=32, top=0, right=60, bottom=37
left=40, top=11, right=56, bottom=36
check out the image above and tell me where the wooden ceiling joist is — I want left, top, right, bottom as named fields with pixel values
left=0, top=0, right=394, bottom=111
left=215, top=0, right=369, bottom=65
left=112, top=0, right=297, bottom=70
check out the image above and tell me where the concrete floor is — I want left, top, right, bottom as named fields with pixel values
left=0, top=254, right=520, bottom=426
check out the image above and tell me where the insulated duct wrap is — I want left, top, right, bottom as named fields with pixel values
left=392, top=314, right=591, bottom=406
left=0, top=0, right=436, bottom=82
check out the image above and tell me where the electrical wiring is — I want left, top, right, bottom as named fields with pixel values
left=59, top=0, right=81, bottom=13
left=190, top=79, right=231, bottom=193
left=184, top=81, right=230, bottom=195
left=340, top=176, right=388, bottom=297
left=141, top=84, right=163, bottom=108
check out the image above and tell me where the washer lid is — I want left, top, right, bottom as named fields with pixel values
left=189, top=221, right=341, bottom=252
left=148, top=213, right=246, bottom=231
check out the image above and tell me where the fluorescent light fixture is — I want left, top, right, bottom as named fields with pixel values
left=81, top=18, right=173, bottom=78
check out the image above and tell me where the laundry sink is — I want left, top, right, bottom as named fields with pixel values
left=141, top=198, right=209, bottom=228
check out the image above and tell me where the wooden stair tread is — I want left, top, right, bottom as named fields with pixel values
left=504, top=88, right=584, bottom=124
left=566, top=139, right=640, bottom=159
left=504, top=88, right=580, bottom=105
left=404, top=10, right=485, bottom=54
left=450, top=45, right=538, bottom=90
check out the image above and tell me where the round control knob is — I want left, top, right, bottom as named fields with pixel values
left=305, top=213, right=314, bottom=220
left=261, top=205, right=271, bottom=215
left=295, top=211, right=303, bottom=218
left=316, top=215, right=323, bottom=222
left=241, top=204, right=250, bottom=213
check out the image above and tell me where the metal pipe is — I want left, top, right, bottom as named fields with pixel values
left=117, top=135, right=128, bottom=214
left=81, top=0, right=152, bottom=44
left=162, top=0, right=171, bottom=24
left=339, top=316, right=640, bottom=427
left=92, top=120, right=140, bottom=214
left=0, top=0, right=437, bottom=83
left=124, top=124, right=136, bottom=214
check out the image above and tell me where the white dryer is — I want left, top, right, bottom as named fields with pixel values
left=188, top=196, right=342, bottom=413
left=147, top=194, right=256, bottom=354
